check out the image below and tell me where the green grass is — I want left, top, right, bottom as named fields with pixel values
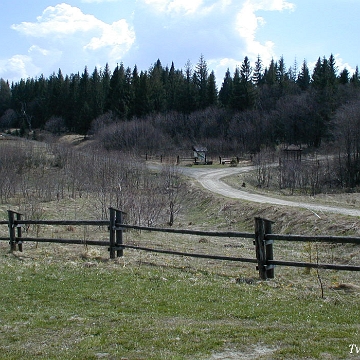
left=0, top=252, right=359, bottom=359
left=0, top=144, right=360, bottom=359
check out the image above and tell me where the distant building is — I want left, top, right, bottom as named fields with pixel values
left=281, top=144, right=302, bottom=162
left=278, top=144, right=303, bottom=190
left=192, top=146, right=208, bottom=164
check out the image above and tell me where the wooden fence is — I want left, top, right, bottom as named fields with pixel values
left=1, top=209, right=360, bottom=279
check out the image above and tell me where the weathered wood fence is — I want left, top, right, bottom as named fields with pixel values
left=1, top=209, right=360, bottom=279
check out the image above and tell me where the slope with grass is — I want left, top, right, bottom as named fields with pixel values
left=180, top=165, right=360, bottom=217
left=0, top=142, right=360, bottom=359
left=0, top=246, right=359, bottom=360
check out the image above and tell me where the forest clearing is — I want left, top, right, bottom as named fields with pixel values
left=0, top=136, right=360, bottom=359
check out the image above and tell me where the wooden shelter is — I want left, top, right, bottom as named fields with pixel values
left=282, top=144, right=302, bottom=161
left=192, top=146, right=208, bottom=164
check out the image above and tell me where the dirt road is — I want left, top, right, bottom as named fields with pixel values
left=180, top=165, right=360, bottom=218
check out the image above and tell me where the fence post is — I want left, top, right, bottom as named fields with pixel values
left=8, top=210, right=16, bottom=252
left=16, top=212, right=23, bottom=252
left=109, top=208, right=116, bottom=259
left=254, top=217, right=275, bottom=280
left=115, top=209, right=123, bottom=258
left=254, top=217, right=267, bottom=279
left=264, top=219, right=274, bottom=279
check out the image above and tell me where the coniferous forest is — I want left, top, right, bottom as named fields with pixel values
left=1, top=53, right=360, bottom=189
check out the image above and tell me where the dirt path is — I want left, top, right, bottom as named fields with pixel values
left=180, top=165, right=360, bottom=217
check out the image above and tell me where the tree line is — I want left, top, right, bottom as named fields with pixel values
left=1, top=52, right=360, bottom=192
left=1, top=53, right=360, bottom=154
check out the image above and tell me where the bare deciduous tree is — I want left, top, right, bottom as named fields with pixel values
left=252, top=147, right=275, bottom=188
left=333, top=98, right=360, bottom=187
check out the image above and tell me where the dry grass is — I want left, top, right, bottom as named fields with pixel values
left=1, top=180, right=359, bottom=293
left=1, top=143, right=360, bottom=359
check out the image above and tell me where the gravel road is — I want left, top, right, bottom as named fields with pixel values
left=179, top=165, right=360, bottom=218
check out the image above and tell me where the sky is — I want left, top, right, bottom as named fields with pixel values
left=0, top=0, right=359, bottom=86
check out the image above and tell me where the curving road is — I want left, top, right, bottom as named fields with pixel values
left=179, top=165, right=360, bottom=218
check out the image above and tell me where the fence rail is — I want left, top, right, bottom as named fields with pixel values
left=117, top=223, right=254, bottom=239
left=1, top=209, right=360, bottom=279
left=267, top=233, right=360, bottom=244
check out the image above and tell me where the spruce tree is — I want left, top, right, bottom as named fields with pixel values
left=107, top=63, right=129, bottom=119
left=297, top=59, right=311, bottom=91
left=31, top=74, right=48, bottom=129
left=230, top=67, right=242, bottom=111
left=67, top=72, right=80, bottom=132
left=90, top=66, right=104, bottom=120
left=128, top=65, right=140, bottom=118
left=101, top=63, right=111, bottom=111
left=207, top=70, right=218, bottom=106
left=134, top=71, right=150, bottom=118
left=350, top=66, right=360, bottom=86
left=310, top=55, right=339, bottom=147
left=0, top=79, right=11, bottom=116
left=240, top=56, right=255, bottom=110
left=219, top=68, right=233, bottom=108
left=338, top=68, right=350, bottom=84
left=166, top=62, right=179, bottom=111
left=77, top=67, right=92, bottom=134
left=229, top=57, right=256, bottom=111
left=276, top=56, right=286, bottom=86
left=179, top=60, right=197, bottom=114
left=194, top=54, right=208, bottom=109
left=149, top=59, right=166, bottom=113
left=252, top=55, right=263, bottom=86
left=264, top=59, right=277, bottom=86
left=311, top=57, right=323, bottom=89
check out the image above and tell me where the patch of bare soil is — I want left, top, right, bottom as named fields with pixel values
left=58, top=134, right=95, bottom=148
left=208, top=344, right=278, bottom=359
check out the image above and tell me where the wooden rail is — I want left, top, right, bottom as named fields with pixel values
left=1, top=210, right=360, bottom=279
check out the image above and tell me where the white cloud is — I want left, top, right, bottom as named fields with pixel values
left=0, top=55, right=39, bottom=82
left=11, top=3, right=135, bottom=54
left=29, top=45, right=63, bottom=68
left=11, top=3, right=99, bottom=37
left=85, top=19, right=134, bottom=50
left=1, top=0, right=296, bottom=83
left=0, top=45, right=63, bottom=83
left=168, top=0, right=203, bottom=14
left=6, top=3, right=135, bottom=80
left=142, top=0, right=170, bottom=13
left=134, top=0, right=295, bottom=83
left=236, top=2, right=261, bottom=40
left=140, top=0, right=294, bottom=64
left=250, top=0, right=295, bottom=11
left=11, top=2, right=135, bottom=50
left=334, top=53, right=355, bottom=74
left=29, top=45, right=49, bottom=57
left=142, top=0, right=205, bottom=15
left=81, top=0, right=120, bottom=3
left=85, top=19, right=135, bottom=63
left=234, top=0, right=294, bottom=64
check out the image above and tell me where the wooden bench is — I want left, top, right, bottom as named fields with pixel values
left=219, top=157, right=232, bottom=164
left=176, top=156, right=196, bottom=165
left=219, top=157, right=239, bottom=165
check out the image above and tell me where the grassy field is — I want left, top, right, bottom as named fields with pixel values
left=0, top=150, right=360, bottom=359
left=0, top=240, right=359, bottom=360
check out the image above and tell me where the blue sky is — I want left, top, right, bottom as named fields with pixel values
left=0, top=0, right=359, bottom=85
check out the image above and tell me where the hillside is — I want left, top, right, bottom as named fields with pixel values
left=0, top=136, right=360, bottom=359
